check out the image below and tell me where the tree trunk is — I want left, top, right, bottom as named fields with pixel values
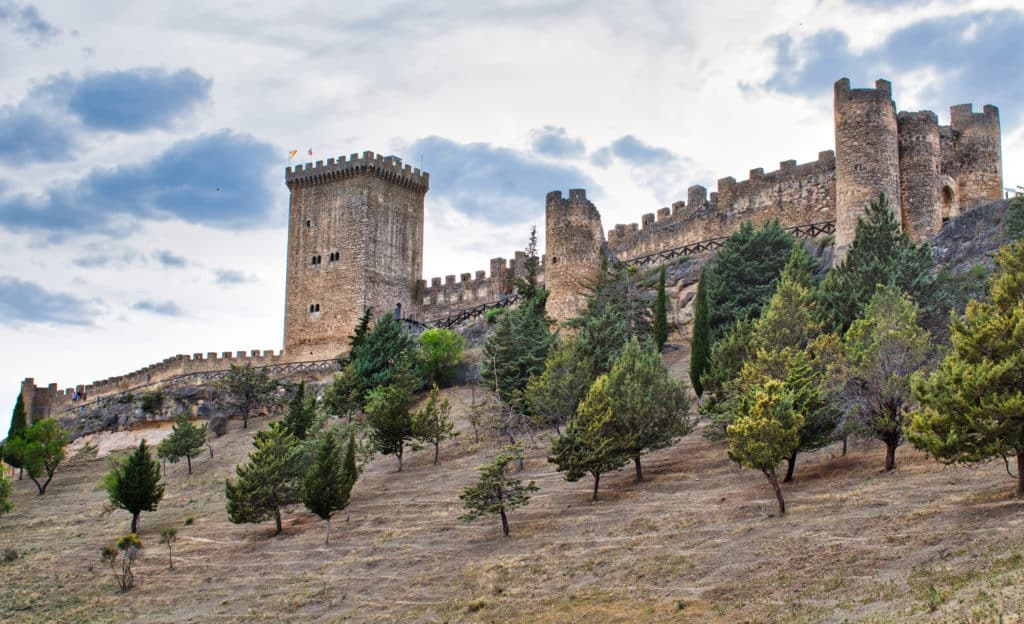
left=131, top=511, right=140, bottom=534
left=763, top=468, right=786, bottom=515
left=325, top=518, right=330, bottom=545
left=1017, top=452, right=1023, bottom=498
left=207, top=442, right=214, bottom=458
left=499, top=509, right=509, bottom=537
left=884, top=441, right=897, bottom=472
left=274, top=509, right=282, bottom=535
left=18, top=466, right=22, bottom=480
left=167, top=544, right=173, bottom=569
left=842, top=435, right=848, bottom=456
left=634, top=455, right=643, bottom=483
left=592, top=473, right=600, bottom=502
left=243, top=413, right=248, bottom=429
left=186, top=454, right=192, bottom=475
left=783, top=452, right=797, bottom=483
left=396, top=447, right=403, bottom=472
left=433, top=442, right=439, bottom=466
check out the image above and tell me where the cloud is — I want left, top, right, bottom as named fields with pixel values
left=530, top=126, right=586, bottom=158
left=590, top=135, right=693, bottom=200
left=131, top=300, right=184, bottom=317
left=0, top=1, right=59, bottom=44
left=153, top=249, right=186, bottom=268
left=0, top=276, right=100, bottom=326
left=72, top=250, right=145, bottom=269
left=763, top=10, right=1024, bottom=126
left=405, top=136, right=597, bottom=223
left=214, top=269, right=258, bottom=285
left=42, top=68, right=212, bottom=132
left=0, top=105, right=75, bottom=163
left=0, top=130, right=281, bottom=238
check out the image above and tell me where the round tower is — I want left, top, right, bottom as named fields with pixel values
left=834, top=78, right=901, bottom=259
left=544, top=189, right=605, bottom=324
left=950, top=103, right=1002, bottom=210
left=897, top=110, right=942, bottom=239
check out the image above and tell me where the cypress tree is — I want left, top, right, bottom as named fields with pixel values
left=8, top=392, right=26, bottom=438
left=689, top=269, right=712, bottom=396
left=106, top=440, right=165, bottom=533
left=302, top=431, right=357, bottom=544
left=283, top=382, right=315, bottom=440
left=4, top=393, right=27, bottom=479
left=225, top=422, right=301, bottom=535
left=653, top=265, right=669, bottom=351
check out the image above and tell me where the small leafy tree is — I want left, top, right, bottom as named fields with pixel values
left=841, top=286, right=932, bottom=471
left=225, top=422, right=301, bottom=535
left=158, top=415, right=207, bottom=475
left=282, top=382, right=316, bottom=440
left=653, top=265, right=669, bottom=351
left=2, top=435, right=26, bottom=481
left=102, top=533, right=142, bottom=593
left=365, top=380, right=415, bottom=472
left=727, top=380, right=803, bottom=515
left=524, top=339, right=593, bottom=435
left=548, top=375, right=630, bottom=501
left=0, top=471, right=12, bottom=515
left=159, top=527, right=177, bottom=569
left=303, top=431, right=358, bottom=544
left=105, top=440, right=165, bottom=533
left=411, top=385, right=458, bottom=465
left=418, top=329, right=464, bottom=387
left=459, top=445, right=538, bottom=537
left=21, top=418, right=67, bottom=495
left=908, top=240, right=1024, bottom=497
left=605, top=338, right=692, bottom=482
left=222, top=364, right=279, bottom=429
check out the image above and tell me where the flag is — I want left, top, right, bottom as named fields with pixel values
left=288, top=149, right=298, bottom=159
left=308, top=148, right=313, bottom=157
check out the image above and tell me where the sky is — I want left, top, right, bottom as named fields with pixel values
left=1, top=0, right=1022, bottom=433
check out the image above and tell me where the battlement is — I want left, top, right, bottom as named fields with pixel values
left=835, top=77, right=893, bottom=101
left=285, top=150, right=429, bottom=191
left=416, top=249, right=543, bottom=320
left=950, top=103, right=1000, bottom=128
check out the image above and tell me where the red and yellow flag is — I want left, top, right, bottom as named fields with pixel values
left=288, top=149, right=298, bottom=159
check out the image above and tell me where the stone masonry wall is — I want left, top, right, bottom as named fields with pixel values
left=415, top=253, right=544, bottom=322
left=545, top=189, right=605, bottom=323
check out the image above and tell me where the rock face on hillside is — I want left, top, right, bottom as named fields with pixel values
left=931, top=199, right=1014, bottom=272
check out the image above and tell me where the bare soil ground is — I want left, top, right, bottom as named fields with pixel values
left=2, top=356, right=1023, bottom=623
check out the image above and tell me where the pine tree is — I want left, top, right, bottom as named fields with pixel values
left=514, top=226, right=543, bottom=304
left=818, top=193, right=934, bottom=334
left=481, top=297, right=554, bottom=407
left=780, top=241, right=820, bottom=289
left=222, top=364, right=279, bottom=429
left=411, top=385, right=458, bottom=465
left=105, top=440, right=165, bottom=533
left=548, top=375, right=630, bottom=501
left=653, top=265, right=669, bottom=351
left=225, top=422, right=301, bottom=535
left=460, top=445, right=538, bottom=537
left=700, top=319, right=757, bottom=438
left=689, top=269, right=712, bottom=396
left=345, top=307, right=374, bottom=362
left=575, top=298, right=630, bottom=380
left=780, top=337, right=843, bottom=482
left=157, top=415, right=207, bottom=475
left=524, top=338, right=593, bottom=435
left=727, top=380, right=804, bottom=515
left=841, top=286, right=932, bottom=471
left=365, top=380, right=415, bottom=472
left=0, top=471, right=12, bottom=515
left=605, top=338, right=692, bottom=483
left=20, top=418, right=66, bottom=495
left=302, top=431, right=357, bottom=544
left=351, top=312, right=421, bottom=404
left=908, top=240, right=1024, bottom=497
left=282, top=382, right=315, bottom=440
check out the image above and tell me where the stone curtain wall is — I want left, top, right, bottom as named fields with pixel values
left=608, top=152, right=836, bottom=261
left=416, top=253, right=543, bottom=322
left=949, top=104, right=1002, bottom=210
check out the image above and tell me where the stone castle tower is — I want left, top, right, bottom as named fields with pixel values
left=283, top=152, right=429, bottom=358
left=544, top=189, right=605, bottom=322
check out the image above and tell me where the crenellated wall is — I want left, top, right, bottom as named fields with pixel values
left=608, top=152, right=835, bottom=260
left=416, top=253, right=544, bottom=321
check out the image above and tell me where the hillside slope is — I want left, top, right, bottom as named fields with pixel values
left=2, top=379, right=1023, bottom=623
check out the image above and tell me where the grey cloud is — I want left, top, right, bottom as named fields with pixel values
left=153, top=250, right=187, bottom=268
left=132, top=300, right=184, bottom=317
left=0, top=276, right=100, bottom=326
left=72, top=250, right=146, bottom=269
left=0, top=1, right=59, bottom=43
left=531, top=126, right=586, bottom=158
left=214, top=269, right=259, bottom=285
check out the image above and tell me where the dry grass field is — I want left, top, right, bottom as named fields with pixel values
left=2, top=372, right=1023, bottom=623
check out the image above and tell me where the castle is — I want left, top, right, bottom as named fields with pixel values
left=18, top=77, right=1003, bottom=421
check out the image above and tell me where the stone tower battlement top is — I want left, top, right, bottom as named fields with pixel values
left=950, top=103, right=1000, bottom=128
left=285, top=150, right=430, bottom=191
left=835, top=77, right=894, bottom=101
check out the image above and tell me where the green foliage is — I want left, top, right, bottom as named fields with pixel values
left=20, top=418, right=67, bottom=495
left=140, top=390, right=163, bottom=415
left=102, top=533, right=142, bottom=592
left=514, top=226, right=544, bottom=304
left=818, top=193, right=935, bottom=334
left=1006, top=194, right=1024, bottom=240
left=225, top=422, right=301, bottom=535
left=159, top=527, right=177, bottom=569
left=908, top=240, right=1024, bottom=496
left=726, top=380, right=803, bottom=514
left=575, top=295, right=630, bottom=381
left=700, top=319, right=757, bottom=437
left=604, top=338, right=692, bottom=482
left=157, top=415, right=207, bottom=475
left=689, top=269, right=711, bottom=396
left=106, top=440, right=164, bottom=533
left=780, top=241, right=820, bottom=289
left=221, top=364, right=279, bottom=429
left=548, top=375, right=631, bottom=501
left=842, top=286, right=933, bottom=471
left=524, top=338, right=593, bottom=434
left=573, top=257, right=651, bottom=343
left=481, top=297, right=554, bottom=407
left=302, top=430, right=358, bottom=544
left=411, top=385, right=458, bottom=465
left=365, top=380, right=415, bottom=471
left=417, top=329, right=464, bottom=387
left=485, top=307, right=506, bottom=324
left=350, top=312, right=422, bottom=405
left=7, top=391, right=26, bottom=439
left=282, top=382, right=316, bottom=440
left=323, top=364, right=361, bottom=419
left=345, top=307, right=374, bottom=362
left=653, top=265, right=669, bottom=351
left=0, top=471, right=12, bottom=515
left=459, top=444, right=538, bottom=537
